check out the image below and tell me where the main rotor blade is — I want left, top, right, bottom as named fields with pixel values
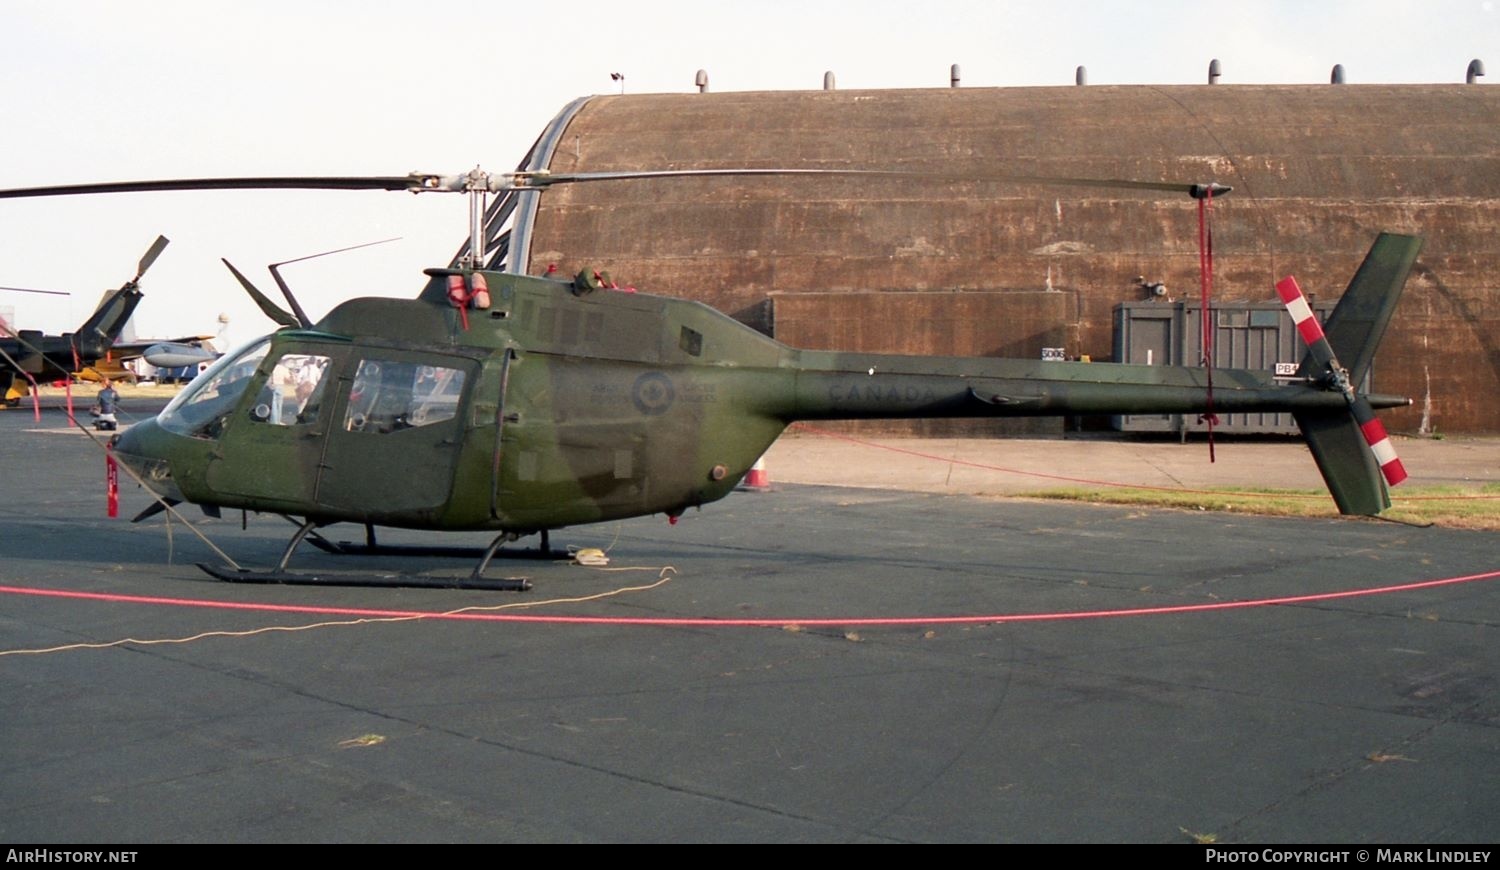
left=0, top=176, right=428, bottom=199
left=135, top=235, right=170, bottom=282
left=0, top=286, right=70, bottom=296
left=513, top=168, right=1232, bottom=199
left=0, top=169, right=1230, bottom=201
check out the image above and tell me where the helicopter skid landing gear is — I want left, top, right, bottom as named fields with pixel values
left=302, top=523, right=559, bottom=560
left=195, top=517, right=533, bottom=591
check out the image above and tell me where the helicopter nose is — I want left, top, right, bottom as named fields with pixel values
left=111, top=418, right=183, bottom=501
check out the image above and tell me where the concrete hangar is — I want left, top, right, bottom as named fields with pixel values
left=470, top=76, right=1500, bottom=435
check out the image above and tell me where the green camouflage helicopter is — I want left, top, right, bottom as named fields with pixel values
left=0, top=169, right=1419, bottom=590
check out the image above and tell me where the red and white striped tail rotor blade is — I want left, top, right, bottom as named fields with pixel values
left=1353, top=400, right=1408, bottom=486
left=1275, top=276, right=1335, bottom=366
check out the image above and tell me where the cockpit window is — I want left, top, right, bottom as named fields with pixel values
left=252, top=353, right=331, bottom=426
left=158, top=337, right=270, bottom=439
left=343, top=358, right=466, bottom=434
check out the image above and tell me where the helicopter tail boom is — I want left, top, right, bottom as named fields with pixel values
left=785, top=355, right=1347, bottom=421
left=775, top=234, right=1420, bottom=516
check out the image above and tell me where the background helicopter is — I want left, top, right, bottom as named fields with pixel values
left=0, top=237, right=167, bottom=405
left=1, top=236, right=219, bottom=405
left=0, top=168, right=1420, bottom=590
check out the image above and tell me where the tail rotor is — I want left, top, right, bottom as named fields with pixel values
left=1275, top=233, right=1422, bottom=515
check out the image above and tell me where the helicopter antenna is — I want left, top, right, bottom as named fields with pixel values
left=267, top=265, right=314, bottom=329
left=268, top=237, right=401, bottom=329
left=223, top=237, right=399, bottom=329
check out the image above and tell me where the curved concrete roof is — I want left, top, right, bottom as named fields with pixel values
left=522, top=85, right=1500, bottom=433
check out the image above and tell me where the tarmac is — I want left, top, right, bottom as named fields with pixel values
left=766, top=424, right=1500, bottom=497
left=1, top=401, right=1497, bottom=843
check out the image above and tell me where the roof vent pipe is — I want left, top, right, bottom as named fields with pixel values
left=950, top=64, right=961, bottom=87
left=1330, top=64, right=1345, bottom=84
left=823, top=71, right=836, bottom=90
left=1075, top=65, right=1088, bottom=86
left=695, top=69, right=709, bottom=93
left=1208, top=58, right=1222, bottom=84
left=1468, top=59, right=1486, bottom=83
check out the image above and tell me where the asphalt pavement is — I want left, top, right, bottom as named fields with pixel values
left=1, top=404, right=1497, bottom=843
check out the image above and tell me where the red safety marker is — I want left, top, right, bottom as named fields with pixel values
left=742, top=456, right=770, bottom=491
left=23, top=372, right=41, bottom=422
left=106, top=443, right=119, bottom=518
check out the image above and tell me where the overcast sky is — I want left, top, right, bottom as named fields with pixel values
left=3, top=0, right=1496, bottom=344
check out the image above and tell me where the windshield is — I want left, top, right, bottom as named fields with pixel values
left=158, top=336, right=271, bottom=439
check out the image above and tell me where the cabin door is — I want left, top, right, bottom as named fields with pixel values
left=314, top=351, right=474, bottom=519
left=204, top=343, right=344, bottom=508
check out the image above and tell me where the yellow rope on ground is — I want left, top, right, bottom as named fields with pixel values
left=0, top=567, right=678, bottom=656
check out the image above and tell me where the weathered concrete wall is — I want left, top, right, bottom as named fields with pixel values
left=526, top=85, right=1500, bottom=434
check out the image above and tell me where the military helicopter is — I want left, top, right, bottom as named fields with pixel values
left=0, top=168, right=1420, bottom=590
left=0, top=236, right=168, bottom=405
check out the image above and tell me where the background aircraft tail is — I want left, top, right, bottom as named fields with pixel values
left=74, top=236, right=168, bottom=356
left=75, top=285, right=144, bottom=354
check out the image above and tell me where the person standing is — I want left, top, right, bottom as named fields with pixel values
left=95, top=377, right=120, bottom=431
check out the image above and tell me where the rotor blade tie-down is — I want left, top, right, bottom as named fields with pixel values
left=1197, top=186, right=1218, bottom=460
